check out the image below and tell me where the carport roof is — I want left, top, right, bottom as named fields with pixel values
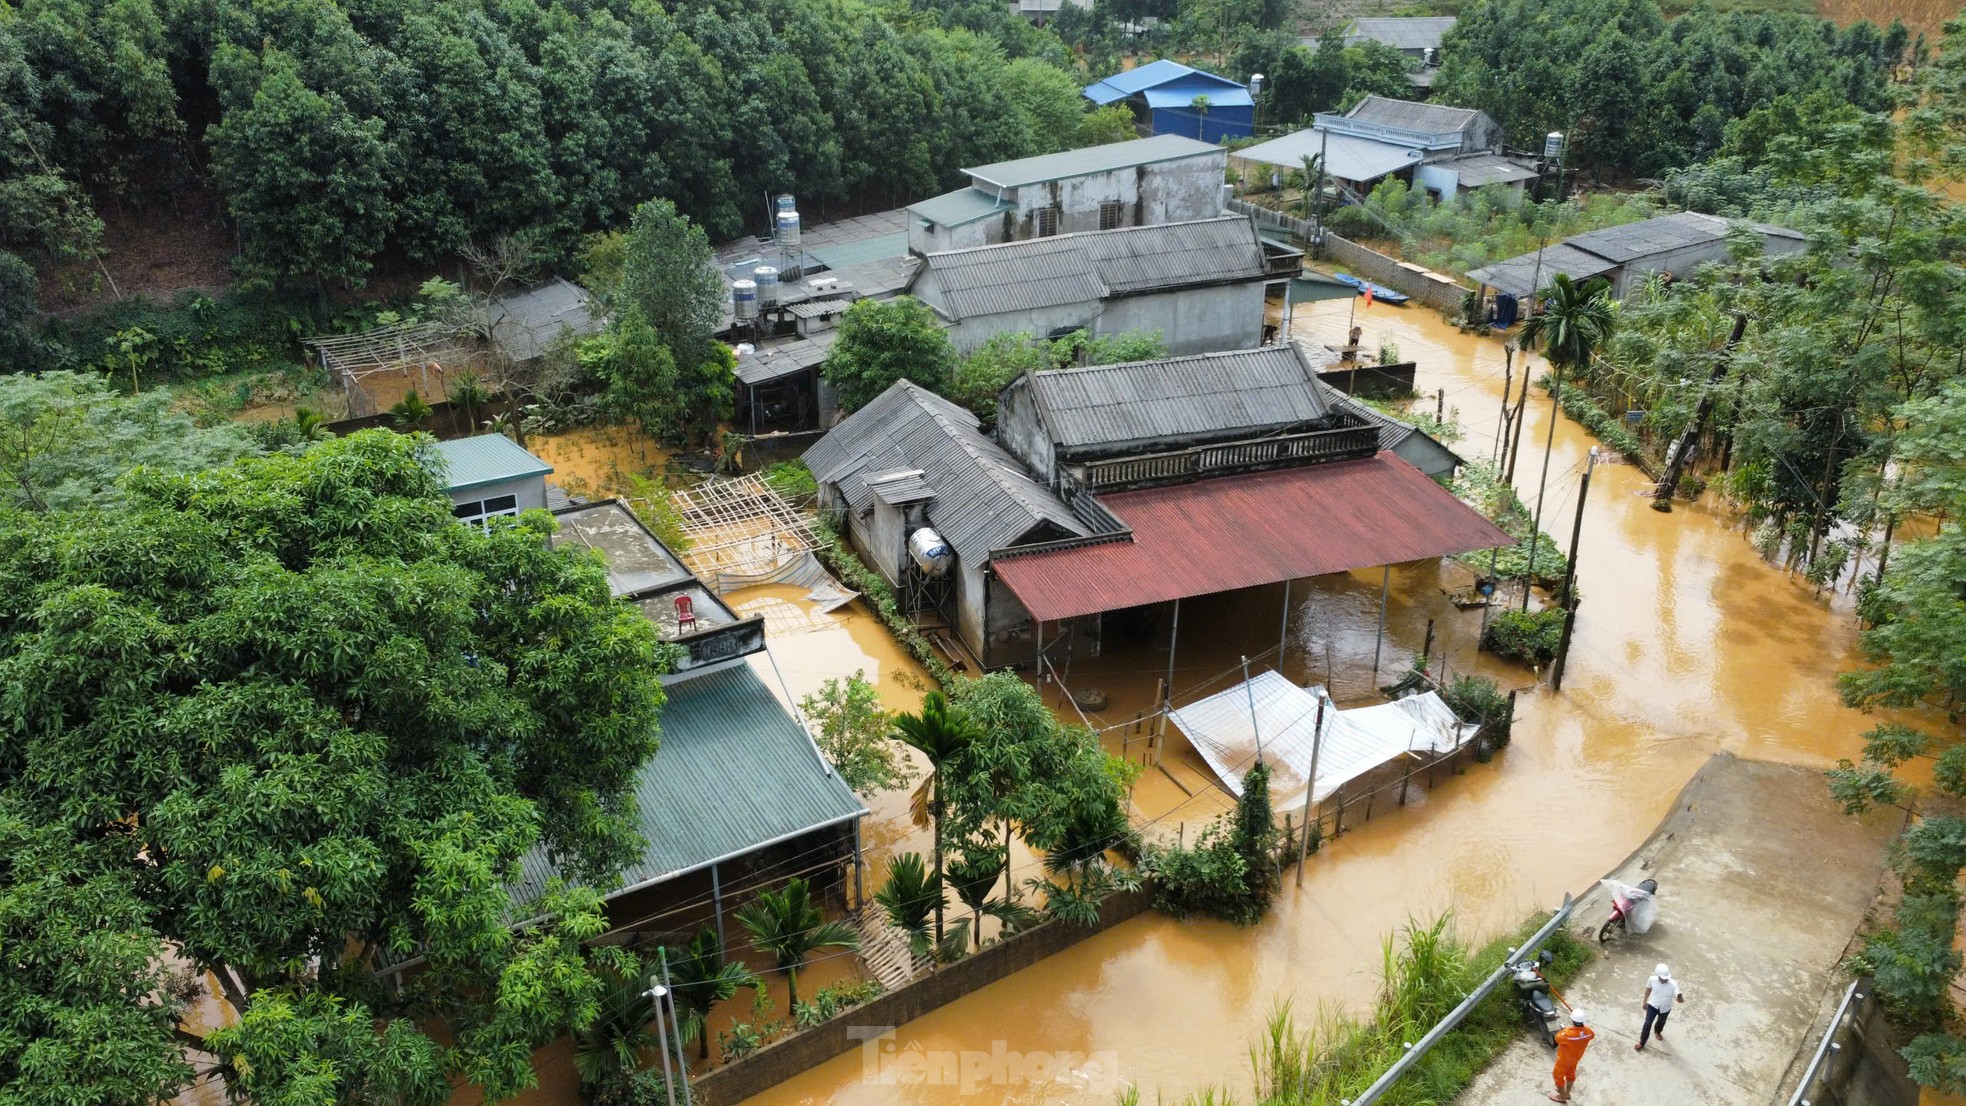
left=991, top=452, right=1509, bottom=622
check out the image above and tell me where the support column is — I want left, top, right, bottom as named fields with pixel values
left=1277, top=580, right=1291, bottom=677
left=850, top=821, right=864, bottom=913
left=1371, top=564, right=1391, bottom=683
left=711, top=863, right=726, bottom=954
left=1164, top=597, right=1182, bottom=708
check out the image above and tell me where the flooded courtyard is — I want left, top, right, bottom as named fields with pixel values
left=740, top=297, right=1903, bottom=1106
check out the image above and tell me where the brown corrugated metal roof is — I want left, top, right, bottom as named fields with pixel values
left=991, top=452, right=1509, bottom=622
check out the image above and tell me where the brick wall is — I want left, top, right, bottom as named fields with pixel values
left=691, top=887, right=1155, bottom=1106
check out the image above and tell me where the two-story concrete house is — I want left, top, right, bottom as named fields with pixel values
left=905, top=135, right=1227, bottom=256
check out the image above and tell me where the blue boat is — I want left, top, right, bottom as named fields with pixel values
left=1331, top=272, right=1410, bottom=306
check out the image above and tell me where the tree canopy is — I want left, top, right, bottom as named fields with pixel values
left=0, top=429, right=673, bottom=1102
left=822, top=297, right=957, bottom=413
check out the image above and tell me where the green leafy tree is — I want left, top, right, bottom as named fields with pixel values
left=893, top=691, right=980, bottom=943
left=612, top=198, right=731, bottom=441
left=0, top=371, right=258, bottom=512
left=735, top=878, right=859, bottom=1008
left=663, top=928, right=758, bottom=1062
left=573, top=958, right=665, bottom=1093
left=800, top=671, right=916, bottom=795
left=209, top=47, right=392, bottom=289
left=0, top=430, right=671, bottom=1102
left=823, top=297, right=957, bottom=414
left=1078, top=105, right=1140, bottom=147
left=947, top=838, right=1037, bottom=950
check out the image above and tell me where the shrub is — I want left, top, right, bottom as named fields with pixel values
left=792, top=979, right=883, bottom=1029
left=1541, top=374, right=1647, bottom=465
left=1440, top=673, right=1512, bottom=747
left=1143, top=763, right=1278, bottom=925
left=762, top=459, right=817, bottom=501
left=1481, top=608, right=1564, bottom=665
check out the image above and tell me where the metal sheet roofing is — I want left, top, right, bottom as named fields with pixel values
left=1465, top=242, right=1620, bottom=298
left=1141, top=84, right=1256, bottom=110
left=486, top=278, right=603, bottom=363
left=908, top=188, right=1017, bottom=227
left=1344, top=96, right=1479, bottom=136
left=803, top=382, right=1088, bottom=559
left=1343, top=16, right=1456, bottom=51
left=865, top=470, right=935, bottom=505
left=990, top=452, right=1509, bottom=621
left=917, top=217, right=1265, bottom=320
left=1084, top=60, right=1245, bottom=105
left=734, top=330, right=837, bottom=386
left=1233, top=128, right=1420, bottom=181
left=1317, top=382, right=1463, bottom=477
left=512, top=663, right=865, bottom=906
left=965, top=134, right=1223, bottom=189
left=1022, top=345, right=1333, bottom=455
left=429, top=434, right=553, bottom=493
left=1449, top=154, right=1538, bottom=187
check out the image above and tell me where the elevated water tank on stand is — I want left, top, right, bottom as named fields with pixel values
left=732, top=279, right=758, bottom=320
left=754, top=266, right=780, bottom=307
left=908, top=528, right=953, bottom=577
left=775, top=195, right=800, bottom=248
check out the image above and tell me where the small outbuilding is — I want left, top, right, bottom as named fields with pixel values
left=1467, top=211, right=1807, bottom=302
left=428, top=433, right=554, bottom=525
left=1084, top=59, right=1254, bottom=144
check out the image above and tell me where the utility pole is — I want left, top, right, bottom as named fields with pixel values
left=1505, top=364, right=1530, bottom=484
left=1551, top=448, right=1598, bottom=692
left=1652, top=313, right=1749, bottom=511
left=1521, top=356, right=1563, bottom=611
left=1493, top=346, right=1514, bottom=467
left=1295, top=691, right=1326, bottom=888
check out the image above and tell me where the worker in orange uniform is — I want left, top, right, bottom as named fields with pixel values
left=1549, top=1007, right=1594, bottom=1102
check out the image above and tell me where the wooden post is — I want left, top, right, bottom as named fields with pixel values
left=1165, top=598, right=1182, bottom=704
left=1400, top=759, right=1413, bottom=806
left=1152, top=678, right=1167, bottom=766
left=1421, top=618, right=1435, bottom=669
left=1552, top=450, right=1597, bottom=692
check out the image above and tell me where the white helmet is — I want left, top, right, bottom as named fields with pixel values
left=1569, top=1008, right=1588, bottom=1025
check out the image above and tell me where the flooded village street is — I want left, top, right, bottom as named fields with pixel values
left=743, top=299, right=1897, bottom=1106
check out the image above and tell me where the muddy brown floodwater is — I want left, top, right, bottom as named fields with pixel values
left=743, top=298, right=1918, bottom=1106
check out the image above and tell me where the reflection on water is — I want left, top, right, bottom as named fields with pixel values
left=742, top=299, right=1924, bottom=1106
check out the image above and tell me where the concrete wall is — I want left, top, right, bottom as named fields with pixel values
left=981, top=568, right=1039, bottom=669
left=954, top=558, right=990, bottom=666
left=994, top=377, right=1060, bottom=486
left=690, top=887, right=1155, bottom=1106
left=1098, top=282, right=1266, bottom=355
left=1779, top=982, right=1921, bottom=1106
left=944, top=301, right=1102, bottom=353
left=1414, top=162, right=1459, bottom=201
left=867, top=500, right=908, bottom=583
left=448, top=474, right=548, bottom=514
left=907, top=211, right=1007, bottom=257
left=1001, top=153, right=1226, bottom=239
left=1318, top=233, right=1470, bottom=314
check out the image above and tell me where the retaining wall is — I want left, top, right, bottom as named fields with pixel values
left=1227, top=199, right=1470, bottom=315
left=691, top=887, right=1155, bottom=1106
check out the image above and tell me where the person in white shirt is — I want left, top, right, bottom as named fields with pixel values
left=1636, top=963, right=1684, bottom=1050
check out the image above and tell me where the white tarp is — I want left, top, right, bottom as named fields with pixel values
left=1169, top=670, right=1477, bottom=809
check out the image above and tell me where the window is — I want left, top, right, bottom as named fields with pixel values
left=1036, top=205, right=1061, bottom=237
left=1098, top=201, right=1125, bottom=231
left=453, top=493, right=520, bottom=528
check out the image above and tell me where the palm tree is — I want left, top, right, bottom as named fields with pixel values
left=663, top=928, right=758, bottom=1062
left=1516, top=273, right=1615, bottom=594
left=874, top=852, right=942, bottom=958
left=892, top=691, right=978, bottom=944
left=1297, top=154, right=1325, bottom=222
left=947, top=840, right=1039, bottom=950
left=735, top=877, right=859, bottom=1008
left=290, top=406, right=331, bottom=442
left=573, top=961, right=662, bottom=1095
left=447, top=371, right=493, bottom=436
left=389, top=389, right=434, bottom=431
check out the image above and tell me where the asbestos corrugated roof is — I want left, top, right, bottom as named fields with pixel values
left=1316, top=382, right=1464, bottom=478
left=966, top=134, right=1224, bottom=189
left=1564, top=211, right=1737, bottom=263
left=1344, top=16, right=1455, bottom=51
left=1024, top=345, right=1333, bottom=454
left=908, top=188, right=1016, bottom=228
left=1466, top=242, right=1620, bottom=298
left=917, top=217, right=1265, bottom=321
left=990, top=453, right=1510, bottom=622
left=1344, top=96, right=1479, bottom=136
left=734, top=330, right=836, bottom=386
left=865, top=470, right=935, bottom=505
left=1084, top=61, right=1245, bottom=105
left=486, top=278, right=603, bottom=363
left=804, top=382, right=1087, bottom=558
left=511, top=663, right=865, bottom=907
left=1234, top=128, right=1420, bottom=181
left=1450, top=154, right=1538, bottom=187
left=429, top=434, right=553, bottom=493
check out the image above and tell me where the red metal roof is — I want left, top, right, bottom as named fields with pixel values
left=991, top=452, right=1510, bottom=623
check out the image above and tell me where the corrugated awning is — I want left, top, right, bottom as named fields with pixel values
left=991, top=452, right=1509, bottom=622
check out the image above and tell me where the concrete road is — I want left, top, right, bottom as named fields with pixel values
left=1455, top=753, right=1902, bottom=1106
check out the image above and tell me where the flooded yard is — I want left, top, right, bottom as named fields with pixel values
left=741, top=297, right=1910, bottom=1106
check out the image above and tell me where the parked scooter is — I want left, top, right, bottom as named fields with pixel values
left=1509, top=950, right=1562, bottom=1046
left=1597, top=878, right=1659, bottom=943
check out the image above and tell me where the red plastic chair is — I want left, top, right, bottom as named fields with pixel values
left=674, top=594, right=697, bottom=633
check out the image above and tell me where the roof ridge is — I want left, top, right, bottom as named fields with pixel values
left=1030, top=344, right=1292, bottom=379
left=926, top=215, right=1242, bottom=261
left=901, top=385, right=1081, bottom=530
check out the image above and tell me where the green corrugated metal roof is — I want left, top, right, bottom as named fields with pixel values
left=806, top=232, right=910, bottom=269
left=906, top=188, right=1015, bottom=228
left=431, top=434, right=553, bottom=493
left=513, top=663, right=865, bottom=904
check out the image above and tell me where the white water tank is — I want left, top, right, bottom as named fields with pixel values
left=732, top=279, right=758, bottom=320
left=775, top=195, right=801, bottom=247
left=908, top=528, right=953, bottom=577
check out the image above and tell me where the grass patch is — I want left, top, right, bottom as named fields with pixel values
left=1136, top=912, right=1589, bottom=1106
left=1538, top=374, right=1652, bottom=474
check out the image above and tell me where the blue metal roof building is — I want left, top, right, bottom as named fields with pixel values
left=1084, top=59, right=1253, bottom=144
